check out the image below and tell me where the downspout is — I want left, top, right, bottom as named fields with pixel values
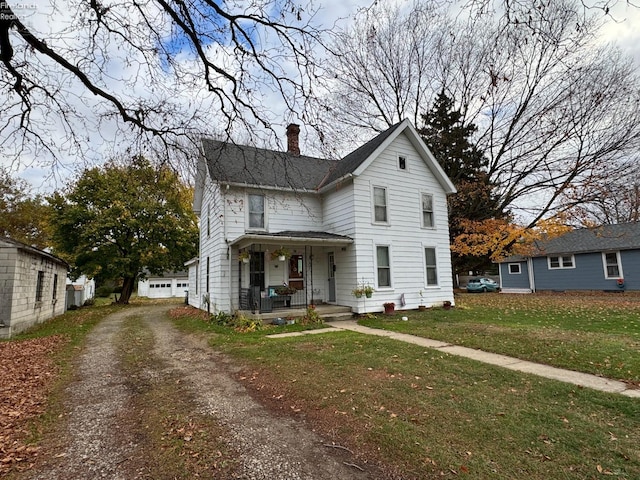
left=308, top=246, right=313, bottom=307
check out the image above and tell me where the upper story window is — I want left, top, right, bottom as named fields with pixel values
left=603, top=251, right=622, bottom=278
left=373, top=186, right=388, bottom=223
left=248, top=194, right=265, bottom=229
left=425, top=247, right=438, bottom=286
left=421, top=193, right=434, bottom=228
left=398, top=156, right=407, bottom=170
left=376, top=245, right=391, bottom=287
left=548, top=255, right=574, bottom=269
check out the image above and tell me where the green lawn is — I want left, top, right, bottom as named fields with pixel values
left=171, top=295, right=640, bottom=480
left=10, top=296, right=639, bottom=480
left=360, top=293, right=640, bottom=385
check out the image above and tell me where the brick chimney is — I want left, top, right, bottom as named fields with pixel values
left=286, top=124, right=300, bottom=156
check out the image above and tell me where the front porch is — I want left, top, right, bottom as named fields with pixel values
left=233, top=230, right=354, bottom=314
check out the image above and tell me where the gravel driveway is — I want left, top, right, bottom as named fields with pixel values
left=26, top=305, right=380, bottom=479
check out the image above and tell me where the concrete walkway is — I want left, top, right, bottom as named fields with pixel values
left=268, top=320, right=640, bottom=398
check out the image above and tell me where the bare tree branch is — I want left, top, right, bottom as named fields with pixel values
left=0, top=0, right=328, bottom=175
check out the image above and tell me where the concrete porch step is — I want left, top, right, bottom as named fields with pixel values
left=323, top=313, right=355, bottom=322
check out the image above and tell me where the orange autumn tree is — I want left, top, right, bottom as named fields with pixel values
left=452, top=217, right=573, bottom=263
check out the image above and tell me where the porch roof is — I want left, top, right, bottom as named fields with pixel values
left=230, top=230, right=353, bottom=249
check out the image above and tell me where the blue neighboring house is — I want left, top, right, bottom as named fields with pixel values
left=499, top=222, right=640, bottom=293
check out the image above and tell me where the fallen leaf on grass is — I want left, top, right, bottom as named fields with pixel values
left=596, top=464, right=614, bottom=475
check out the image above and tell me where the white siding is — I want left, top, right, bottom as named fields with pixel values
left=192, top=124, right=455, bottom=315
left=195, top=178, right=229, bottom=313
left=322, top=182, right=358, bottom=307
left=350, top=133, right=454, bottom=312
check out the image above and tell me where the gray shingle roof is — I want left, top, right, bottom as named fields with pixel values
left=539, top=223, right=640, bottom=254
left=515, top=223, right=640, bottom=259
left=201, top=121, right=406, bottom=191
left=201, top=138, right=336, bottom=191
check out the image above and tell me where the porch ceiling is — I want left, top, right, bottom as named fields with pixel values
left=230, top=231, right=353, bottom=249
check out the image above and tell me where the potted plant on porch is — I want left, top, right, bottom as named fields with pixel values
left=363, top=284, right=374, bottom=298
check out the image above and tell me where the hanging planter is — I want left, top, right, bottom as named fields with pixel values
left=271, top=247, right=291, bottom=261
left=617, top=278, right=625, bottom=289
left=238, top=251, right=251, bottom=263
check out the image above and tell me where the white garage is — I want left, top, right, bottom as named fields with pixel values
left=138, top=271, right=189, bottom=299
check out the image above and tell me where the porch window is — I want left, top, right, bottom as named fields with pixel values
left=248, top=194, right=265, bottom=229
left=36, top=271, right=44, bottom=302
left=373, top=186, right=388, bottom=223
left=602, top=251, right=622, bottom=279
left=425, top=247, right=438, bottom=286
left=421, top=193, right=434, bottom=228
left=376, top=246, right=391, bottom=287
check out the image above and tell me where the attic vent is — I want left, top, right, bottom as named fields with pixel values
left=398, top=156, right=406, bottom=170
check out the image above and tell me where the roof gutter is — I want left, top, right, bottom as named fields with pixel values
left=230, top=234, right=353, bottom=248
left=317, top=173, right=354, bottom=194
left=218, top=181, right=318, bottom=195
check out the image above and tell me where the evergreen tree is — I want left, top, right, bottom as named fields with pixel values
left=419, top=90, right=505, bottom=275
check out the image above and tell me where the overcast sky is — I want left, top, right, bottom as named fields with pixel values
left=5, top=0, right=640, bottom=192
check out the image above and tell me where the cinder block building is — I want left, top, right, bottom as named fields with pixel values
left=0, top=237, right=69, bottom=338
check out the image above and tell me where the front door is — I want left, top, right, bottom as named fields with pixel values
left=328, top=252, right=336, bottom=303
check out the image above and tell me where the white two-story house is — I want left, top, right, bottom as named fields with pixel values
left=188, top=119, right=457, bottom=314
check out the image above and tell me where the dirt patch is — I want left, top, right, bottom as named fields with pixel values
left=11, top=305, right=388, bottom=479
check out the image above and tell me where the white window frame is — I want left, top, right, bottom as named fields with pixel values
left=547, top=255, right=575, bottom=270
left=602, top=251, right=623, bottom=279
left=375, top=245, right=392, bottom=288
left=420, top=193, right=435, bottom=229
left=424, top=246, right=439, bottom=287
left=372, top=186, right=389, bottom=224
left=247, top=193, right=266, bottom=230
left=508, top=263, right=521, bottom=274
